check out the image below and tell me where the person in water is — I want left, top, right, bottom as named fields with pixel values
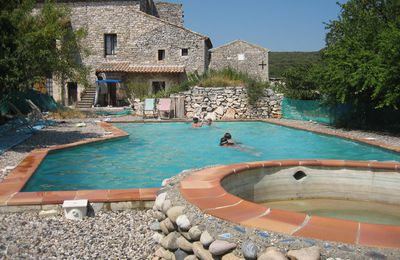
left=205, top=118, right=213, bottom=126
left=220, top=132, right=235, bottom=146
left=192, top=117, right=202, bottom=128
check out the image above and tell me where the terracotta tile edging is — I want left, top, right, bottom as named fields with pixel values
left=0, top=122, right=159, bottom=207
left=180, top=160, right=400, bottom=249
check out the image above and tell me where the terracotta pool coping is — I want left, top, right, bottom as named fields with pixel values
left=0, top=122, right=159, bottom=206
left=179, top=160, right=400, bottom=248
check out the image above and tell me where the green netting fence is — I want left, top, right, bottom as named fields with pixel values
left=0, top=89, right=60, bottom=116
left=282, top=97, right=349, bottom=125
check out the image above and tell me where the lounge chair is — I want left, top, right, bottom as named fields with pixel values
left=143, top=98, right=156, bottom=118
left=157, top=98, right=172, bottom=119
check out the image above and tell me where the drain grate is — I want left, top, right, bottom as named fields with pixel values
left=293, top=171, right=307, bottom=181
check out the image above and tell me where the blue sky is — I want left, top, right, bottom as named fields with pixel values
left=168, top=0, right=347, bottom=52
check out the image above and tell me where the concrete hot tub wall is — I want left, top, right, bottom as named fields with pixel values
left=221, top=166, right=400, bottom=206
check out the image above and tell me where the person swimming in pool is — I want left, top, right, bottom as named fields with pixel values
left=219, top=133, right=261, bottom=156
left=192, top=117, right=202, bottom=128
left=220, top=133, right=235, bottom=146
left=205, top=118, right=213, bottom=126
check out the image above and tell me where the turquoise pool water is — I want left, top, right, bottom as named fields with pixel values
left=23, top=122, right=400, bottom=191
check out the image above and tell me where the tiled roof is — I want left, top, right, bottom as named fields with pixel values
left=97, top=62, right=185, bottom=73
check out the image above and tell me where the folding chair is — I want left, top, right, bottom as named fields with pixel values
left=157, top=98, right=172, bottom=119
left=143, top=98, right=156, bottom=118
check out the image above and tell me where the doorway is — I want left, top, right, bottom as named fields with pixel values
left=152, top=81, right=166, bottom=94
left=67, top=82, right=78, bottom=105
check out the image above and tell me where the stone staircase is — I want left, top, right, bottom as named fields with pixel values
left=76, top=87, right=96, bottom=109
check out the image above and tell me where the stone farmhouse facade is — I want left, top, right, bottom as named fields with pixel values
left=44, top=0, right=270, bottom=108
left=46, top=0, right=211, bottom=107
left=209, top=40, right=270, bottom=82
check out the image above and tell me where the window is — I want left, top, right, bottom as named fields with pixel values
left=181, top=48, right=189, bottom=56
left=152, top=81, right=166, bottom=94
left=158, top=50, right=165, bottom=61
left=238, top=54, right=245, bottom=61
left=104, top=34, right=117, bottom=56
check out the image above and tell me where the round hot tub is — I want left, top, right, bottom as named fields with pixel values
left=180, top=160, right=400, bottom=248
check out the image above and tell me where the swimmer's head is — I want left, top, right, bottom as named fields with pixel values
left=224, top=133, right=232, bottom=139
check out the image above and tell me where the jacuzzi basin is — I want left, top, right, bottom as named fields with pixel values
left=180, top=160, right=400, bottom=248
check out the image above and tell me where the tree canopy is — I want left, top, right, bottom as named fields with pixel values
left=320, top=0, right=400, bottom=110
left=278, top=0, right=400, bottom=130
left=0, top=0, right=88, bottom=100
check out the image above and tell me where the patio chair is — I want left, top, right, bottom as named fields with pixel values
left=157, top=98, right=172, bottom=119
left=143, top=98, right=156, bottom=118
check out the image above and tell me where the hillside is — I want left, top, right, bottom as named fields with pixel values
left=269, top=51, right=321, bottom=78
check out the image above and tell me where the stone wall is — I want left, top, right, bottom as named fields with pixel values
left=155, top=2, right=184, bottom=27
left=210, top=40, right=269, bottom=82
left=171, top=86, right=282, bottom=120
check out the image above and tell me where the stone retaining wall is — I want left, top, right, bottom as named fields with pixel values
left=171, top=86, right=282, bottom=120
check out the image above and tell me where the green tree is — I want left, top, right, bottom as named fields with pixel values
left=0, top=0, right=88, bottom=104
left=277, top=65, right=320, bottom=100
left=319, top=0, right=400, bottom=110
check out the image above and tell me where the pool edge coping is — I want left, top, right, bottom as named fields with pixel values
left=179, top=160, right=400, bottom=249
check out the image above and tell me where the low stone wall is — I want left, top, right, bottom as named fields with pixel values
left=171, top=86, right=282, bottom=120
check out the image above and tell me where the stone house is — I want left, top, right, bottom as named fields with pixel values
left=45, top=0, right=212, bottom=108
left=209, top=40, right=270, bottom=82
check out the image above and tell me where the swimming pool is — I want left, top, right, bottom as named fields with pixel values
left=22, top=122, right=400, bottom=191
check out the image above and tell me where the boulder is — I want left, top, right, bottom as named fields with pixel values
left=200, top=230, right=214, bottom=247
left=162, top=200, right=172, bottom=214
left=209, top=240, right=237, bottom=256
left=222, top=108, right=236, bottom=120
left=242, top=240, right=258, bottom=259
left=175, top=249, right=190, bottom=260
left=176, top=215, right=191, bottom=231
left=287, top=246, right=320, bottom=260
left=161, top=232, right=180, bottom=251
left=154, top=193, right=167, bottom=211
left=214, top=106, right=224, bottom=115
left=222, top=253, right=243, bottom=260
left=188, top=226, right=202, bottom=241
left=155, top=247, right=175, bottom=260
left=150, top=221, right=162, bottom=232
left=152, top=233, right=165, bottom=244
left=192, top=242, right=213, bottom=260
left=176, top=236, right=193, bottom=253
left=258, top=247, right=287, bottom=260
left=160, top=218, right=175, bottom=234
left=184, top=255, right=199, bottom=260
left=167, top=206, right=185, bottom=224
left=153, top=211, right=166, bottom=221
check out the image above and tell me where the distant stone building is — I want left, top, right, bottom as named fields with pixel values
left=42, top=0, right=212, bottom=108
left=209, top=40, right=270, bottom=82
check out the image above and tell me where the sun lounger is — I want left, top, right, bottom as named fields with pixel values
left=157, top=98, right=172, bottom=119
left=143, top=98, right=156, bottom=118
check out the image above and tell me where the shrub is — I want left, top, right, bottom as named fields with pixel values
left=125, top=81, right=149, bottom=100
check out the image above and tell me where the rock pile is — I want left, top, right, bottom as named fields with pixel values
left=173, top=86, right=282, bottom=120
left=151, top=188, right=321, bottom=260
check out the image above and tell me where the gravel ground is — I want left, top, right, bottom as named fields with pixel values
left=0, top=117, right=399, bottom=259
left=0, top=119, right=105, bottom=181
left=0, top=210, right=156, bottom=259
left=276, top=119, right=400, bottom=148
